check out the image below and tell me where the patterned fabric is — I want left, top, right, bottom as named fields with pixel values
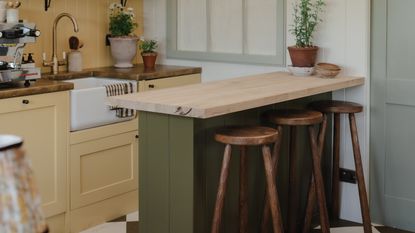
left=105, top=82, right=136, bottom=118
left=0, top=147, right=48, bottom=233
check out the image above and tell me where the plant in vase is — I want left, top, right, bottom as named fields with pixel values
left=108, top=2, right=138, bottom=68
left=288, top=0, right=325, bottom=68
left=139, top=39, right=158, bottom=69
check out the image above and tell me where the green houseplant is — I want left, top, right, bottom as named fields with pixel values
left=108, top=3, right=138, bottom=68
left=288, top=0, right=325, bottom=67
left=139, top=39, right=158, bottom=69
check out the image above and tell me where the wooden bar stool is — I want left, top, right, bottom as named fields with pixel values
left=261, top=109, right=331, bottom=233
left=307, top=100, right=372, bottom=233
left=212, top=126, right=284, bottom=233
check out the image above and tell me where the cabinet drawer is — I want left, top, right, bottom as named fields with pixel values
left=139, top=73, right=201, bottom=91
left=0, top=91, right=67, bottom=113
left=70, top=131, right=138, bottom=209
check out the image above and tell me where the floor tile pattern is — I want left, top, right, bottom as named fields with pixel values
left=79, top=212, right=139, bottom=233
left=312, top=220, right=414, bottom=233
left=81, top=212, right=413, bottom=233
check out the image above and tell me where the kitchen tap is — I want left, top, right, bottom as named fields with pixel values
left=43, top=13, right=79, bottom=74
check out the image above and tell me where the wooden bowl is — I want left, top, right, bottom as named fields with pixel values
left=315, top=63, right=341, bottom=78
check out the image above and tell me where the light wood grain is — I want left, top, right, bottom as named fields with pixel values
left=109, top=72, right=364, bottom=119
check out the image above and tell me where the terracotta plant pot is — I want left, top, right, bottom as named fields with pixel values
left=288, top=46, right=319, bottom=67
left=109, top=37, right=138, bottom=68
left=141, top=52, right=157, bottom=69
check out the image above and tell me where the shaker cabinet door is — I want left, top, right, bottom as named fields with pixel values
left=0, top=91, right=69, bottom=218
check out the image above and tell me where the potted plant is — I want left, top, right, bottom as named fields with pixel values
left=108, top=2, right=138, bottom=68
left=139, top=39, right=158, bottom=69
left=288, top=0, right=325, bottom=67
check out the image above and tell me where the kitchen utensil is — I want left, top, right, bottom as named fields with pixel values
left=69, top=36, right=79, bottom=50
left=315, top=63, right=341, bottom=78
left=13, top=1, right=20, bottom=8
left=7, top=1, right=20, bottom=8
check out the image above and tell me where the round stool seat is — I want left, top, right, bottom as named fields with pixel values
left=215, top=126, right=278, bottom=146
left=309, top=100, right=363, bottom=114
left=264, top=109, right=323, bottom=126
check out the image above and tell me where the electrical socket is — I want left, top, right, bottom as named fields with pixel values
left=339, top=168, right=357, bottom=184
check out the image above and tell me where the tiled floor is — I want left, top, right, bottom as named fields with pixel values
left=79, top=212, right=138, bottom=233
left=312, top=220, right=414, bottom=233
left=80, top=212, right=413, bottom=233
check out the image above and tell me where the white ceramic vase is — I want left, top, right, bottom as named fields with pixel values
left=109, top=37, right=138, bottom=68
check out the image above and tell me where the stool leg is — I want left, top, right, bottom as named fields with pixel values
left=262, top=145, right=284, bottom=233
left=261, top=126, right=283, bottom=233
left=211, top=144, right=232, bottom=233
left=288, top=126, right=300, bottom=233
left=303, top=115, right=328, bottom=233
left=308, top=126, right=330, bottom=233
left=303, top=176, right=316, bottom=233
left=349, top=113, right=372, bottom=233
left=332, top=113, right=341, bottom=220
left=239, top=146, right=249, bottom=233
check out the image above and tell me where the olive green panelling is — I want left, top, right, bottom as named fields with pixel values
left=139, top=93, right=332, bottom=233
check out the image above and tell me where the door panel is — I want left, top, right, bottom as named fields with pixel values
left=386, top=79, right=415, bottom=106
left=0, top=92, right=68, bottom=218
left=386, top=0, right=415, bottom=79
left=371, top=0, right=415, bottom=231
left=385, top=105, right=415, bottom=199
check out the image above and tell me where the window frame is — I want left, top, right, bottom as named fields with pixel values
left=166, top=0, right=286, bottom=66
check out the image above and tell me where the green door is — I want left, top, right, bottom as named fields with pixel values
left=371, top=0, right=415, bottom=231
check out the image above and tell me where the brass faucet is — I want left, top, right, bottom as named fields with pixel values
left=43, top=13, right=79, bottom=74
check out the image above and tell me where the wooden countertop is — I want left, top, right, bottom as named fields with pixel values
left=42, top=64, right=202, bottom=81
left=109, top=72, right=365, bottom=119
left=0, top=79, right=74, bottom=99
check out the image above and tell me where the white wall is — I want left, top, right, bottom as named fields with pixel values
left=143, top=0, right=370, bottom=223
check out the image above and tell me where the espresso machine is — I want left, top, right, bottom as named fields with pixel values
left=0, top=22, right=41, bottom=87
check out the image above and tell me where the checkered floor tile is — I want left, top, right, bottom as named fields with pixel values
left=80, top=212, right=413, bottom=233
left=79, top=212, right=139, bottom=233
left=312, top=220, right=414, bottom=233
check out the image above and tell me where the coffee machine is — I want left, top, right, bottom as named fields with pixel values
left=0, top=22, right=41, bottom=87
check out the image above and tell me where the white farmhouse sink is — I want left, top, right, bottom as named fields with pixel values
left=65, top=77, right=137, bottom=132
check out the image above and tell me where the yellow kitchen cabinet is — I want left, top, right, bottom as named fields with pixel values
left=69, top=121, right=138, bottom=210
left=0, top=92, right=69, bottom=221
left=69, top=119, right=138, bottom=232
left=138, top=73, right=201, bottom=91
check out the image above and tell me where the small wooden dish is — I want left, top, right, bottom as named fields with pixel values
left=315, top=63, right=341, bottom=78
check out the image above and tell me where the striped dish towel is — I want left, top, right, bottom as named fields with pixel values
left=104, top=82, right=136, bottom=118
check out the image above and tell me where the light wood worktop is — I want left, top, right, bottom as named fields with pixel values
left=109, top=72, right=364, bottom=119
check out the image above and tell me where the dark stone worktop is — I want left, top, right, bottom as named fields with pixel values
left=0, top=64, right=201, bottom=99
left=0, top=79, right=74, bottom=99
left=42, top=64, right=202, bottom=81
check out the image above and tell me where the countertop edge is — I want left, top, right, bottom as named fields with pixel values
left=109, top=75, right=365, bottom=119
left=0, top=81, right=74, bottom=100
left=42, top=65, right=202, bottom=81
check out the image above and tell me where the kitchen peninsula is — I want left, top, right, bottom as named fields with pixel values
left=109, top=72, right=364, bottom=233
